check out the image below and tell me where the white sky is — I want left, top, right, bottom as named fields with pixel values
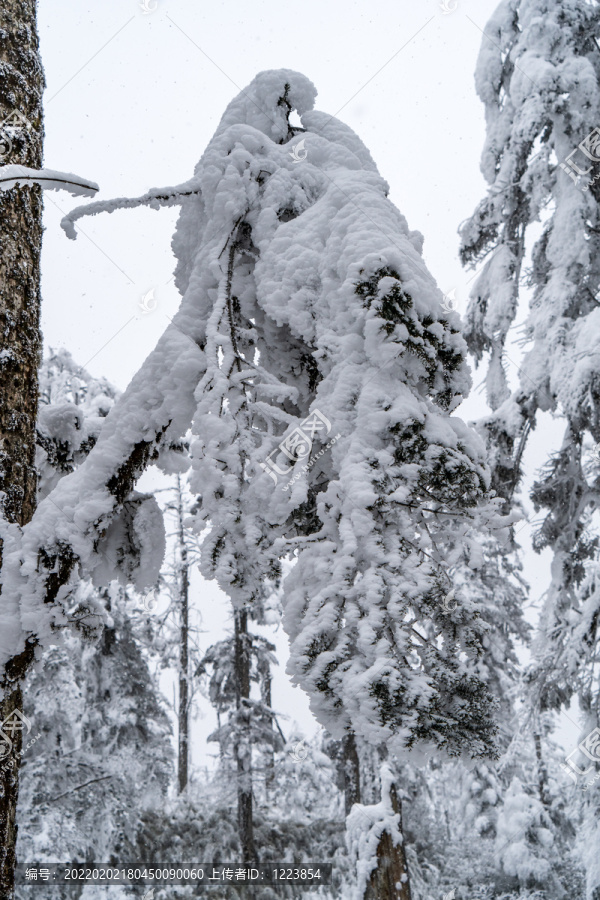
left=35, top=0, right=581, bottom=777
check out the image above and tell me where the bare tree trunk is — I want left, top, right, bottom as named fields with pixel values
left=257, top=653, right=274, bottom=799
left=175, top=476, right=190, bottom=794
left=216, top=709, right=225, bottom=762
left=234, top=608, right=255, bottom=863
left=364, top=777, right=411, bottom=900
left=343, top=732, right=361, bottom=815
left=0, top=1, right=44, bottom=895
left=533, top=732, right=550, bottom=809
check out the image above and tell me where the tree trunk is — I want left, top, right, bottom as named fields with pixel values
left=0, top=1, right=44, bottom=895
left=343, top=732, right=361, bottom=815
left=364, top=780, right=411, bottom=900
left=234, top=608, right=255, bottom=863
left=175, top=476, right=189, bottom=794
left=257, top=653, right=274, bottom=799
left=533, top=732, right=550, bottom=810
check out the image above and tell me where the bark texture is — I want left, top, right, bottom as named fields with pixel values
left=0, top=1, right=44, bottom=895
left=234, top=608, right=256, bottom=863
left=343, top=733, right=361, bottom=816
left=176, top=476, right=189, bottom=794
left=257, top=652, right=274, bottom=798
left=364, top=782, right=412, bottom=900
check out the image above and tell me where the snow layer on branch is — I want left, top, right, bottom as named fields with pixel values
left=462, top=0, right=600, bottom=416
left=13, top=69, right=321, bottom=663
left=162, top=69, right=507, bottom=753
left=60, top=181, right=200, bottom=240
left=14, top=68, right=506, bottom=762
left=15, top=320, right=205, bottom=660
left=0, top=165, right=98, bottom=196
left=211, top=68, right=317, bottom=144
left=462, top=6, right=600, bottom=814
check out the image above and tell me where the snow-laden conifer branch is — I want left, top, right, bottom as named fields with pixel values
left=7, top=318, right=207, bottom=668
left=0, top=165, right=98, bottom=196
left=60, top=180, right=202, bottom=239
left=461, top=5, right=600, bottom=892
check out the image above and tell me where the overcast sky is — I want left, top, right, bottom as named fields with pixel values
left=34, top=0, right=580, bottom=772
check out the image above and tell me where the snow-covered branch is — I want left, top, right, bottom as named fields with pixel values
left=0, top=165, right=98, bottom=196
left=60, top=181, right=201, bottom=239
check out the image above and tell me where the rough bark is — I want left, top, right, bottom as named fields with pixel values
left=364, top=781, right=412, bottom=900
left=257, top=653, right=274, bottom=799
left=0, top=0, right=45, bottom=895
left=234, top=608, right=256, bottom=863
left=343, top=732, right=361, bottom=816
left=175, top=476, right=189, bottom=794
left=533, top=732, right=551, bottom=810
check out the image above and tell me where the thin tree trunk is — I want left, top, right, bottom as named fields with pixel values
left=257, top=653, right=274, bottom=799
left=364, top=774, right=411, bottom=900
left=216, top=709, right=225, bottom=762
left=343, top=732, right=361, bottom=815
left=234, top=607, right=255, bottom=863
left=533, top=732, right=550, bottom=809
left=175, top=476, right=189, bottom=794
left=0, top=1, right=44, bottom=895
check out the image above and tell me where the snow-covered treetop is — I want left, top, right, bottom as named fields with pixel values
left=211, top=68, right=317, bottom=143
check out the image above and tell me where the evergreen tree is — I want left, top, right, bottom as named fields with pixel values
left=17, top=68, right=523, bottom=896
left=460, top=2, right=600, bottom=894
left=15, top=586, right=172, bottom=900
left=12, top=354, right=171, bottom=898
left=197, top=628, right=284, bottom=833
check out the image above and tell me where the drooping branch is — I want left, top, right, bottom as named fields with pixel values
left=8, top=321, right=208, bottom=674
left=60, top=181, right=202, bottom=239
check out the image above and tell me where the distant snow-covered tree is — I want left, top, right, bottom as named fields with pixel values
left=13, top=355, right=171, bottom=897
left=15, top=586, right=172, bottom=900
left=197, top=626, right=284, bottom=851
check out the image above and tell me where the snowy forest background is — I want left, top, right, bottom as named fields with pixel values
left=2, top=0, right=600, bottom=898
